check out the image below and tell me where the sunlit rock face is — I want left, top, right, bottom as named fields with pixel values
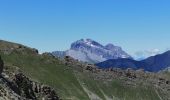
left=52, top=39, right=132, bottom=63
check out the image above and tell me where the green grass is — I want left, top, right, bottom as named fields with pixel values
left=76, top=72, right=106, bottom=99
left=76, top=71, right=161, bottom=100
left=98, top=80, right=160, bottom=100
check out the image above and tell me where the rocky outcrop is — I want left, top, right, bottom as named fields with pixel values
left=0, top=64, right=60, bottom=100
left=0, top=56, right=3, bottom=74
left=12, top=73, right=59, bottom=100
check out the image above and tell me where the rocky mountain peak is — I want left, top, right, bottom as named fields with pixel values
left=71, top=39, right=103, bottom=50
left=84, top=38, right=103, bottom=46
left=53, top=39, right=132, bottom=63
left=105, top=43, right=122, bottom=51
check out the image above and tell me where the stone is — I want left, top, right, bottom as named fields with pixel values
left=11, top=72, right=60, bottom=100
left=0, top=56, right=4, bottom=74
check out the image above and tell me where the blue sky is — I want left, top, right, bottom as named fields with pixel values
left=0, top=0, right=170, bottom=56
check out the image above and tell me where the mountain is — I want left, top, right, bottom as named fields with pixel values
left=0, top=40, right=170, bottom=100
left=96, top=58, right=140, bottom=69
left=52, top=39, right=132, bottom=63
left=52, top=51, right=66, bottom=58
left=96, top=50, right=170, bottom=72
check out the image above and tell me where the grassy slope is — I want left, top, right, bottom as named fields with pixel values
left=0, top=40, right=164, bottom=100
left=77, top=72, right=161, bottom=100
left=0, top=50, right=89, bottom=100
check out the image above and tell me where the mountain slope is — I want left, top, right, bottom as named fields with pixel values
left=96, top=58, right=141, bottom=69
left=96, top=51, right=170, bottom=72
left=0, top=40, right=170, bottom=100
left=0, top=40, right=89, bottom=99
left=141, top=51, right=170, bottom=71
left=52, top=39, right=132, bottom=63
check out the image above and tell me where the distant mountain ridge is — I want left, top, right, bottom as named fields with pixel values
left=52, top=39, right=132, bottom=63
left=96, top=50, right=170, bottom=72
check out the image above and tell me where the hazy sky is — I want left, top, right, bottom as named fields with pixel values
left=0, top=0, right=170, bottom=56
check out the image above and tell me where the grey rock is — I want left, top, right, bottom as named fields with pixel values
left=52, top=39, right=132, bottom=63
left=0, top=56, right=4, bottom=74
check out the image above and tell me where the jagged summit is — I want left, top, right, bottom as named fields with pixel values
left=52, top=39, right=132, bottom=63
left=71, top=38, right=104, bottom=50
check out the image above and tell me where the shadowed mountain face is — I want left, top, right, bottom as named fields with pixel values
left=52, top=39, right=132, bottom=63
left=96, top=51, right=170, bottom=72
left=141, top=51, right=170, bottom=71
left=96, top=58, right=142, bottom=69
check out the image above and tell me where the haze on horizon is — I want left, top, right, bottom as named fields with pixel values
left=0, top=0, right=170, bottom=58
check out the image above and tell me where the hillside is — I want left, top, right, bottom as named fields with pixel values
left=0, top=40, right=170, bottom=100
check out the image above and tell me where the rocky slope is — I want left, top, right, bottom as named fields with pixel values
left=0, top=56, right=59, bottom=100
left=52, top=39, right=132, bottom=63
left=64, top=56, right=170, bottom=100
